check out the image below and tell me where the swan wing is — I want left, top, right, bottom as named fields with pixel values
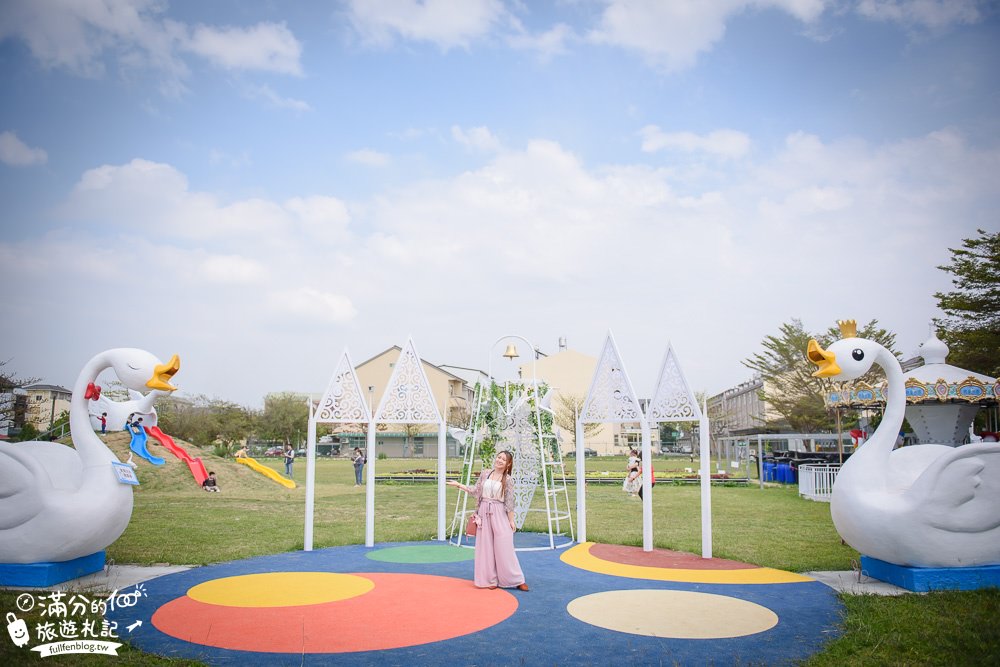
left=0, top=444, right=46, bottom=530
left=909, top=443, right=1000, bottom=533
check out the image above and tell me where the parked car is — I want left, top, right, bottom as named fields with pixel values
left=264, top=446, right=284, bottom=457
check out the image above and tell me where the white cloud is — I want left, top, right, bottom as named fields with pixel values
left=346, top=149, right=391, bottom=167
left=285, top=196, right=352, bottom=243
left=0, top=0, right=303, bottom=91
left=451, top=125, right=502, bottom=152
left=268, top=287, right=358, bottom=323
left=856, top=0, right=983, bottom=29
left=0, top=130, right=48, bottom=166
left=588, top=0, right=826, bottom=70
left=639, top=126, right=751, bottom=159
left=244, top=84, right=312, bottom=111
left=7, top=127, right=996, bottom=404
left=345, top=0, right=507, bottom=49
left=507, top=22, right=574, bottom=60
left=0, top=0, right=167, bottom=77
left=185, top=22, right=303, bottom=75
left=198, top=254, right=268, bottom=285
left=65, top=158, right=353, bottom=243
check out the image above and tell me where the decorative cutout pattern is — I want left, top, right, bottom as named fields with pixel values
left=315, top=351, right=371, bottom=423
left=646, top=344, right=701, bottom=422
left=580, top=333, right=643, bottom=424
left=374, top=338, right=442, bottom=424
left=501, top=396, right=539, bottom=528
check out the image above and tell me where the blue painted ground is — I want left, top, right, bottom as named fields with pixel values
left=106, top=537, right=843, bottom=666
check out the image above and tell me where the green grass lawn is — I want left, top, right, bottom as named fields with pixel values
left=2, top=436, right=997, bottom=665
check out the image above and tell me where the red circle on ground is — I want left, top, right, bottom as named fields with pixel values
left=152, top=572, right=518, bottom=653
left=588, top=544, right=758, bottom=570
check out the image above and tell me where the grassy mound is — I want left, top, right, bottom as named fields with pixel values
left=96, top=431, right=293, bottom=495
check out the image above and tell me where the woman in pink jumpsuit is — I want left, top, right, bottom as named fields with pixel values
left=447, top=451, right=528, bottom=591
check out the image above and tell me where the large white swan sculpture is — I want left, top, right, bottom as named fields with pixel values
left=89, top=388, right=170, bottom=433
left=808, top=320, right=1000, bottom=568
left=0, top=348, right=179, bottom=564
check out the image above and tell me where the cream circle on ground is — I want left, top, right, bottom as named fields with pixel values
left=567, top=590, right=779, bottom=639
left=187, top=572, right=374, bottom=607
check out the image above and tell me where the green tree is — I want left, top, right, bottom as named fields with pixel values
left=934, top=228, right=1000, bottom=377
left=552, top=392, right=603, bottom=451
left=12, top=422, right=39, bottom=443
left=399, top=422, right=423, bottom=457
left=258, top=392, right=308, bottom=447
left=1, top=359, right=37, bottom=437
left=743, top=318, right=897, bottom=432
left=157, top=395, right=255, bottom=453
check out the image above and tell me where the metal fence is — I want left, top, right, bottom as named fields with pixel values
left=798, top=464, right=840, bottom=502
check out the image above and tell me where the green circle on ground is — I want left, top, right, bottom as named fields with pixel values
left=366, top=545, right=475, bottom=564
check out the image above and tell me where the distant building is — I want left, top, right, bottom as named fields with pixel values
left=707, top=375, right=784, bottom=437
left=518, top=341, right=655, bottom=456
left=333, top=346, right=474, bottom=458
left=24, top=383, right=72, bottom=430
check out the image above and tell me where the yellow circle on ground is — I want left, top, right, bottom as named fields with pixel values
left=566, top=590, right=779, bottom=639
left=561, top=543, right=812, bottom=584
left=187, top=572, right=374, bottom=608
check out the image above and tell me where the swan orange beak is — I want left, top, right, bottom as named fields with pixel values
left=807, top=340, right=840, bottom=377
left=147, top=354, right=180, bottom=391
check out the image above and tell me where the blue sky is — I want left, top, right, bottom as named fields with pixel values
left=1, top=0, right=998, bottom=407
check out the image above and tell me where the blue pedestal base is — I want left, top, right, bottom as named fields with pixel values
left=861, top=556, right=1000, bottom=592
left=0, top=551, right=106, bottom=587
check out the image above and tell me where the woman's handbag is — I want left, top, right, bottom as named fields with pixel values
left=465, top=515, right=477, bottom=537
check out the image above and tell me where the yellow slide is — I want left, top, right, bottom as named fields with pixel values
left=235, top=456, right=297, bottom=489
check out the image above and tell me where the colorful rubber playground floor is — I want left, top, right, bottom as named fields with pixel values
left=108, top=534, right=843, bottom=665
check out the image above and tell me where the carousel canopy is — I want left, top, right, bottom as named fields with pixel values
left=824, top=330, right=998, bottom=409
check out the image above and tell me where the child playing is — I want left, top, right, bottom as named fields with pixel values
left=202, top=472, right=221, bottom=492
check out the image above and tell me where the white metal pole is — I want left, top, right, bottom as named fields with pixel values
left=641, top=419, right=653, bottom=552
left=365, top=421, right=376, bottom=547
left=700, top=407, right=712, bottom=559
left=304, top=407, right=317, bottom=552
left=575, top=412, right=586, bottom=543
left=437, top=419, right=446, bottom=541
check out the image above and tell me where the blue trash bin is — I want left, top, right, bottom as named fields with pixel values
left=776, top=463, right=787, bottom=483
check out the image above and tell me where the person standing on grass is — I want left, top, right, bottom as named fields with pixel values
left=447, top=450, right=528, bottom=591
left=284, top=444, right=295, bottom=477
left=623, top=448, right=641, bottom=496
left=352, top=447, right=366, bottom=486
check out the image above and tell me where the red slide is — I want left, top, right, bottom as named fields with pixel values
left=146, top=426, right=209, bottom=486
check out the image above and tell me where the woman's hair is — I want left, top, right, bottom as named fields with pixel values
left=500, top=450, right=513, bottom=477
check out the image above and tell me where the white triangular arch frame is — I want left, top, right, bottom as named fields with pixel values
left=645, top=343, right=702, bottom=424
left=315, top=350, right=371, bottom=424
left=374, top=338, right=442, bottom=425
left=305, top=338, right=448, bottom=553
left=575, top=333, right=712, bottom=557
left=368, top=337, right=445, bottom=546
left=579, top=332, right=644, bottom=425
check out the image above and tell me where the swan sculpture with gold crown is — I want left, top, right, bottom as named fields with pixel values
left=0, top=348, right=179, bottom=564
left=808, top=320, right=1000, bottom=568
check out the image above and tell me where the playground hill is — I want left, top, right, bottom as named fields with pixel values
left=87, top=431, right=296, bottom=496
